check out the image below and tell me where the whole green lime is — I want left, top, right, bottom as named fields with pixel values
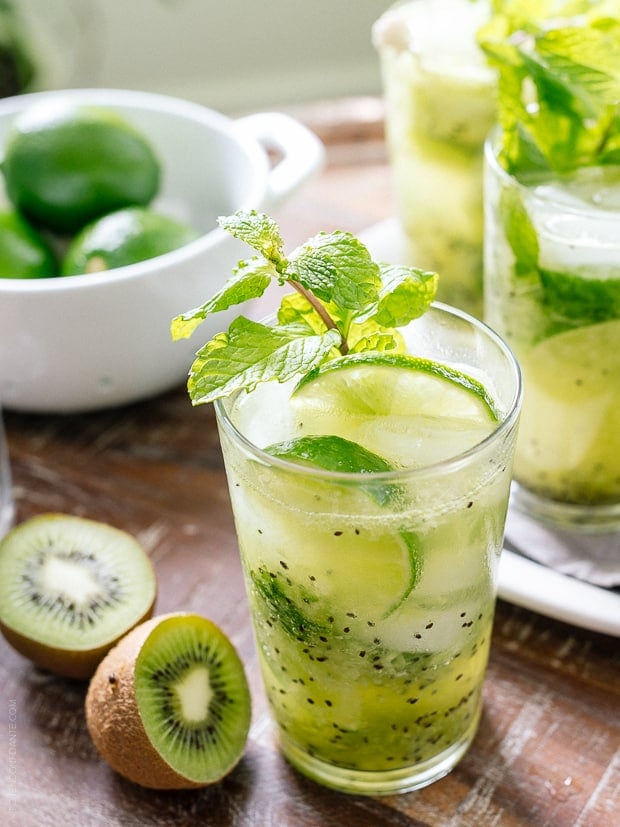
left=61, top=207, right=200, bottom=275
left=1, top=101, right=161, bottom=233
left=0, top=208, right=57, bottom=278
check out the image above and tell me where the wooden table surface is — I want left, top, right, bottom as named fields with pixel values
left=1, top=98, right=619, bottom=827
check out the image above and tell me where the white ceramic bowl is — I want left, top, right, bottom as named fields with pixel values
left=0, top=88, right=324, bottom=413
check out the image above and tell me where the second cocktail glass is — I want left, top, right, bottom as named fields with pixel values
left=484, top=135, right=620, bottom=530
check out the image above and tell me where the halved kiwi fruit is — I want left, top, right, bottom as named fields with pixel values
left=85, top=613, right=251, bottom=789
left=0, top=513, right=157, bottom=679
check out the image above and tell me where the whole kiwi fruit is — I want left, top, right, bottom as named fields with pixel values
left=85, top=612, right=251, bottom=789
left=0, top=513, right=157, bottom=679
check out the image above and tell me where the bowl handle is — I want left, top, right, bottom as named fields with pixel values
left=234, top=112, right=325, bottom=207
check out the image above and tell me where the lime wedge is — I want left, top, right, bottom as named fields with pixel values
left=264, top=434, right=419, bottom=616
left=266, top=434, right=395, bottom=503
left=516, top=320, right=620, bottom=502
left=290, top=352, right=499, bottom=468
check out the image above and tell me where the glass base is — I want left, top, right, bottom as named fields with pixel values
left=278, top=714, right=481, bottom=796
left=510, top=482, right=620, bottom=533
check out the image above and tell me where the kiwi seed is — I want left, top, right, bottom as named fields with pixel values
left=0, top=513, right=157, bottom=679
left=85, top=612, right=251, bottom=789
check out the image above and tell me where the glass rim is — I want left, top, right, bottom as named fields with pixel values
left=373, top=0, right=496, bottom=84
left=214, top=301, right=523, bottom=484
left=484, top=126, right=620, bottom=223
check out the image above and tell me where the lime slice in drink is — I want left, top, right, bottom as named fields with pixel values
left=290, top=352, right=499, bottom=468
left=266, top=434, right=396, bottom=503
left=264, top=434, right=419, bottom=617
left=516, top=320, right=620, bottom=502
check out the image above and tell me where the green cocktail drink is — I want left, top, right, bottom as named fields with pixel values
left=373, top=0, right=496, bottom=316
left=484, top=147, right=620, bottom=526
left=479, top=1, right=620, bottom=529
left=174, top=211, right=521, bottom=794
left=214, top=308, right=521, bottom=794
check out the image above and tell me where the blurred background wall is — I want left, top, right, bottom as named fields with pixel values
left=9, top=0, right=390, bottom=112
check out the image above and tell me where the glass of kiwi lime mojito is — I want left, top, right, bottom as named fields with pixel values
left=480, top=1, right=620, bottom=529
left=173, top=211, right=522, bottom=795
left=372, top=0, right=496, bottom=317
left=484, top=142, right=620, bottom=528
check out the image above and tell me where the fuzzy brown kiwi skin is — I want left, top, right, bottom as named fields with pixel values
left=0, top=596, right=156, bottom=681
left=85, top=612, right=243, bottom=790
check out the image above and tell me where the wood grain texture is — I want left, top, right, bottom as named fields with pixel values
left=1, top=99, right=619, bottom=826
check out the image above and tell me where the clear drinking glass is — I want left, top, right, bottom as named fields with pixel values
left=0, top=409, right=14, bottom=538
left=373, top=0, right=496, bottom=317
left=214, top=304, right=521, bottom=795
left=484, top=132, right=620, bottom=530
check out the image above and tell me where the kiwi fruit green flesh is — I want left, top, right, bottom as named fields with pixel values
left=85, top=612, right=251, bottom=789
left=0, top=513, right=157, bottom=679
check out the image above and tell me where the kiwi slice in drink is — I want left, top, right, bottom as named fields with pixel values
left=0, top=513, right=157, bottom=679
left=85, top=613, right=251, bottom=789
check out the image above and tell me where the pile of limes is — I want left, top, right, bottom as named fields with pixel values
left=0, top=99, right=199, bottom=279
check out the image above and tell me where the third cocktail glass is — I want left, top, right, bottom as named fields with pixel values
left=373, top=0, right=496, bottom=316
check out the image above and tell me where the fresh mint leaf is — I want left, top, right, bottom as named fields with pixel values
left=171, top=258, right=274, bottom=340
left=218, top=210, right=285, bottom=266
left=599, top=111, right=620, bottom=164
left=537, top=26, right=620, bottom=110
left=187, top=316, right=341, bottom=404
left=478, top=1, right=620, bottom=174
left=359, top=264, right=438, bottom=327
left=277, top=291, right=407, bottom=355
left=499, top=185, right=539, bottom=275
left=497, top=178, right=620, bottom=325
left=349, top=331, right=402, bottom=355
left=250, top=566, right=327, bottom=644
left=276, top=291, right=330, bottom=334
left=540, top=268, right=620, bottom=324
left=285, top=231, right=381, bottom=311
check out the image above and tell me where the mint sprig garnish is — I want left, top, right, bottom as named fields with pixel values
left=478, top=0, right=620, bottom=175
left=171, top=210, right=438, bottom=405
left=186, top=317, right=342, bottom=404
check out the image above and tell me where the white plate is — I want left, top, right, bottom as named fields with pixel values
left=498, top=548, right=620, bottom=637
left=361, top=218, right=620, bottom=638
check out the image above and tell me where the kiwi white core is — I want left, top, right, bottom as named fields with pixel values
left=41, top=556, right=103, bottom=605
left=175, top=667, right=213, bottom=723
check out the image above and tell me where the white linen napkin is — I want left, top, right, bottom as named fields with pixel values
left=504, top=506, right=620, bottom=589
